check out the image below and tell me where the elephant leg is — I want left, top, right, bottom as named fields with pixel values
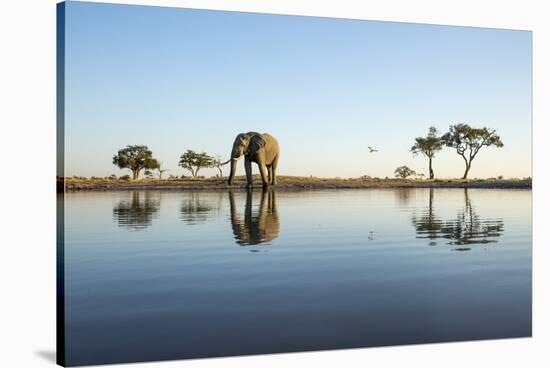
left=257, top=159, right=269, bottom=188
left=244, top=157, right=253, bottom=188
left=271, top=154, right=279, bottom=185
left=267, top=165, right=272, bottom=184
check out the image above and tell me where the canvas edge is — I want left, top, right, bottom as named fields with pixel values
left=56, top=1, right=66, bottom=367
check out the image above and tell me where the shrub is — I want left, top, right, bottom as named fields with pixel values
left=415, top=173, right=426, bottom=180
left=119, top=174, right=131, bottom=181
left=143, top=170, right=154, bottom=179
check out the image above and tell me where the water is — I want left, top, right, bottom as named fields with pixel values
left=61, top=188, right=532, bottom=366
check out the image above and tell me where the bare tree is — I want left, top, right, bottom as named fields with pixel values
left=156, top=161, right=169, bottom=180
left=213, top=155, right=224, bottom=178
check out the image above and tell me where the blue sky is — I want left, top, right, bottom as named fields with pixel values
left=63, top=1, right=531, bottom=179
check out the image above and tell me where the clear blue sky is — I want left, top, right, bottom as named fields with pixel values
left=63, top=1, right=532, bottom=179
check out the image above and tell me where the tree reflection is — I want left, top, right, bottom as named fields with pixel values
left=180, top=192, right=221, bottom=225
left=411, top=189, right=443, bottom=244
left=411, top=189, right=504, bottom=251
left=395, top=188, right=412, bottom=206
left=113, top=191, right=160, bottom=231
left=229, top=189, right=280, bottom=246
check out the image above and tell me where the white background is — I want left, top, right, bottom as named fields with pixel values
left=0, top=0, right=547, bottom=367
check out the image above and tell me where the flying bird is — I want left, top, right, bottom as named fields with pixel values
left=368, top=231, right=376, bottom=241
left=368, top=146, right=379, bottom=153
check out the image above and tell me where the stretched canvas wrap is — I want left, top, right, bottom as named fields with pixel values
left=57, top=1, right=532, bottom=366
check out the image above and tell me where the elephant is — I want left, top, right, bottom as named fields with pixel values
left=228, top=189, right=280, bottom=246
left=221, top=132, right=280, bottom=188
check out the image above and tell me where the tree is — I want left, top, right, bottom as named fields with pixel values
left=212, top=155, right=225, bottom=178
left=156, top=161, right=169, bottom=180
left=441, top=124, right=503, bottom=179
left=411, top=126, right=444, bottom=179
left=112, top=145, right=160, bottom=180
left=394, top=166, right=416, bottom=179
left=178, top=150, right=214, bottom=178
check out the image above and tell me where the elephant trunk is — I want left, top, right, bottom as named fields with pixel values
left=228, top=158, right=237, bottom=185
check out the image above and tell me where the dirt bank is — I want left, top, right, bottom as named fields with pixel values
left=59, top=176, right=532, bottom=192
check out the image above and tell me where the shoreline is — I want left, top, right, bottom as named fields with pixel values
left=59, top=176, right=532, bottom=192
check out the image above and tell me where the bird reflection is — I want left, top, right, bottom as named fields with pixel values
left=180, top=192, right=221, bottom=225
left=229, top=189, right=280, bottom=246
left=113, top=191, right=160, bottom=230
left=411, top=188, right=504, bottom=251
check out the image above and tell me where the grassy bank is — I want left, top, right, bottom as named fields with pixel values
left=59, top=175, right=532, bottom=192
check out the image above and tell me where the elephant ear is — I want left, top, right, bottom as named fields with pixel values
left=248, top=134, right=266, bottom=153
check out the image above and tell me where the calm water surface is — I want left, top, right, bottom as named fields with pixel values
left=62, top=188, right=531, bottom=366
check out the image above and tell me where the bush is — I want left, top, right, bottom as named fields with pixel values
left=415, top=173, right=426, bottom=180
left=143, top=170, right=154, bottom=179
left=497, top=175, right=504, bottom=180
left=119, top=175, right=131, bottom=181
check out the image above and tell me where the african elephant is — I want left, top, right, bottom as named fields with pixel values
left=222, top=132, right=280, bottom=188
left=228, top=189, right=280, bottom=245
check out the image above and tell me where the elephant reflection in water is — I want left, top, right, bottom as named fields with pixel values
left=112, top=191, right=161, bottom=230
left=228, top=189, right=280, bottom=246
left=411, top=188, right=504, bottom=251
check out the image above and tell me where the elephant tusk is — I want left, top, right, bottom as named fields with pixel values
left=220, top=158, right=239, bottom=166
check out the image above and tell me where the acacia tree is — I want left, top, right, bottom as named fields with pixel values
left=411, top=126, right=444, bottom=179
left=112, top=145, right=160, bottom=180
left=394, top=166, right=416, bottom=179
left=178, top=150, right=214, bottom=178
left=441, top=124, right=503, bottom=179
